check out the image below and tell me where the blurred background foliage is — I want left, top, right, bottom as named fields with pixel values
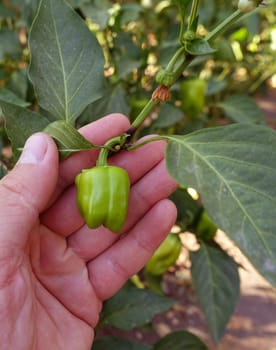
left=1, top=1, right=276, bottom=347
left=0, top=1, right=276, bottom=130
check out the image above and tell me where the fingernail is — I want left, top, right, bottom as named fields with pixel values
left=19, top=134, right=48, bottom=164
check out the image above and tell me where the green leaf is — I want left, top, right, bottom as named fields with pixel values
left=77, top=83, right=130, bottom=126
left=0, top=29, right=22, bottom=60
left=144, top=270, right=163, bottom=295
left=206, top=79, right=227, bottom=96
left=119, top=3, right=144, bottom=25
left=166, top=124, right=276, bottom=286
left=190, top=242, right=240, bottom=342
left=198, top=0, right=215, bottom=25
left=185, top=38, right=216, bottom=56
left=0, top=164, right=7, bottom=180
left=217, top=94, right=266, bottom=124
left=43, top=120, right=95, bottom=160
left=153, top=103, right=183, bottom=128
left=0, top=4, right=17, bottom=18
left=0, top=101, right=50, bottom=156
left=6, top=70, right=29, bottom=101
left=80, top=0, right=112, bottom=29
left=169, top=188, right=200, bottom=229
left=113, top=32, right=143, bottom=78
left=190, top=15, right=199, bottom=33
left=0, top=88, right=30, bottom=107
left=92, top=336, right=151, bottom=350
left=153, top=330, right=208, bottom=350
left=11, top=0, right=41, bottom=26
left=68, top=0, right=90, bottom=7
left=117, top=55, right=142, bottom=79
left=99, top=286, right=175, bottom=330
left=28, top=0, right=105, bottom=123
left=173, top=0, right=192, bottom=20
left=0, top=135, right=6, bottom=180
left=213, top=38, right=236, bottom=62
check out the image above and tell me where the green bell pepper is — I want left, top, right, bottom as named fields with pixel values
left=145, top=234, right=182, bottom=276
left=75, top=165, right=130, bottom=233
left=180, top=78, right=206, bottom=119
left=196, top=211, right=217, bottom=241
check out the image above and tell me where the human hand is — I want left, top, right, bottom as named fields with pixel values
left=0, top=114, right=177, bottom=350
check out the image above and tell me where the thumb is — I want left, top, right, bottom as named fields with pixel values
left=0, top=133, right=59, bottom=247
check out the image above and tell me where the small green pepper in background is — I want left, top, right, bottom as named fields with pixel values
left=145, top=234, right=182, bottom=276
left=196, top=211, right=217, bottom=241
left=75, top=165, right=130, bottom=233
left=180, top=78, right=206, bottom=119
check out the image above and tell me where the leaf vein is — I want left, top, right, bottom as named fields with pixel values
left=184, top=142, right=274, bottom=261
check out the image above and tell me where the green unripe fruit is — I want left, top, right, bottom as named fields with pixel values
left=180, top=78, right=206, bottom=119
left=146, top=234, right=182, bottom=275
left=196, top=211, right=217, bottom=241
left=75, top=166, right=130, bottom=233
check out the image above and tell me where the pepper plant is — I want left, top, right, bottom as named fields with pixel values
left=0, top=0, right=276, bottom=348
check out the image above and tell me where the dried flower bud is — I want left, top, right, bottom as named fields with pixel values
left=152, top=85, right=171, bottom=102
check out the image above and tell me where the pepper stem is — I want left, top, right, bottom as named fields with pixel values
left=126, top=135, right=168, bottom=151
left=96, top=135, right=128, bottom=166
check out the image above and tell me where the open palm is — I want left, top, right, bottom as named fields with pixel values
left=0, top=114, right=177, bottom=350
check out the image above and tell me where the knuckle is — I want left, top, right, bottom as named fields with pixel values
left=108, top=255, right=131, bottom=281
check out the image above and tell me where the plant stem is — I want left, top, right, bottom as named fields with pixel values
left=206, top=9, right=243, bottom=42
left=129, top=8, right=247, bottom=134
left=130, top=98, right=159, bottom=130
left=96, top=135, right=127, bottom=166
left=127, top=135, right=168, bottom=151
left=179, top=18, right=185, bottom=43
left=188, top=0, right=200, bottom=30
left=166, top=46, right=186, bottom=72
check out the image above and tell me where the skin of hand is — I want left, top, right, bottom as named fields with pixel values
left=0, top=114, right=177, bottom=350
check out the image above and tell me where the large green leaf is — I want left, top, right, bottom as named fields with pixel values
left=217, top=94, right=266, bottom=124
left=153, top=330, right=208, bottom=350
left=166, top=124, right=276, bottom=285
left=28, top=0, right=105, bottom=123
left=92, top=336, right=151, bottom=350
left=190, top=242, right=240, bottom=342
left=0, top=101, right=50, bottom=155
left=99, top=286, right=174, bottom=330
